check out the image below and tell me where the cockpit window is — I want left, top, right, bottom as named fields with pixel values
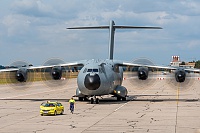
left=83, top=68, right=87, bottom=73
left=87, top=69, right=92, bottom=72
left=93, top=69, right=98, bottom=72
left=87, top=69, right=98, bottom=72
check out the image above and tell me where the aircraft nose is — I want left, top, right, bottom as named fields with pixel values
left=84, top=73, right=101, bottom=90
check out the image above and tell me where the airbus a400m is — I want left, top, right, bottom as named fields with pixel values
left=1, top=20, right=200, bottom=104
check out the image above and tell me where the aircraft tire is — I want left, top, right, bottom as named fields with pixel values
left=122, top=97, right=126, bottom=101
left=84, top=97, right=89, bottom=101
left=79, top=97, right=84, bottom=101
left=61, top=110, right=64, bottom=115
left=96, top=98, right=99, bottom=104
left=54, top=111, right=57, bottom=116
left=91, top=98, right=94, bottom=104
left=117, top=97, right=121, bottom=101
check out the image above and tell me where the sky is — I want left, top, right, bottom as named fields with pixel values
left=0, top=0, right=200, bottom=66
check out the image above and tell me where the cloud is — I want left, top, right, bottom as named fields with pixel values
left=11, top=0, right=54, bottom=17
left=179, top=1, right=200, bottom=16
left=0, top=0, right=200, bottom=65
left=186, top=40, right=200, bottom=48
left=2, top=14, right=31, bottom=36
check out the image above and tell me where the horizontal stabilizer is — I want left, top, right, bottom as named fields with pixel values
left=67, top=20, right=162, bottom=60
left=67, top=26, right=162, bottom=29
left=67, top=26, right=109, bottom=29
left=114, top=26, right=162, bottom=29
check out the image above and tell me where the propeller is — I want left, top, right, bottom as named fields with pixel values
left=165, top=70, right=197, bottom=91
left=40, top=58, right=70, bottom=89
left=126, top=58, right=158, bottom=90
left=5, top=60, right=34, bottom=90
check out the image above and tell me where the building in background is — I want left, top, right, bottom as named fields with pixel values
left=180, top=62, right=195, bottom=68
left=170, top=56, right=181, bottom=67
left=170, top=56, right=195, bottom=68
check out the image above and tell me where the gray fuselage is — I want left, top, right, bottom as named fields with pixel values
left=77, top=59, right=123, bottom=96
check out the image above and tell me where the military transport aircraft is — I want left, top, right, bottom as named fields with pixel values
left=1, top=20, right=200, bottom=104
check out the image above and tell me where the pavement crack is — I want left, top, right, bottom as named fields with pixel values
left=129, top=124, right=135, bottom=129
left=127, top=120, right=138, bottom=123
left=0, top=113, right=15, bottom=119
left=139, top=114, right=146, bottom=118
left=81, top=97, right=134, bottom=133
left=69, top=124, right=76, bottom=129
left=17, top=108, right=22, bottom=110
left=82, top=105, right=96, bottom=113
left=33, top=128, right=46, bottom=133
left=0, top=114, right=40, bottom=129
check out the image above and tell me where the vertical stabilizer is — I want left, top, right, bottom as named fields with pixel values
left=67, top=21, right=162, bottom=60
left=108, top=20, right=115, bottom=60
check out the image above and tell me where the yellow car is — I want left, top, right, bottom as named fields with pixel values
left=40, top=101, right=64, bottom=116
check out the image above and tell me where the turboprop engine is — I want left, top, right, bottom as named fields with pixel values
left=175, top=69, right=186, bottom=83
left=113, top=85, right=128, bottom=99
left=16, top=68, right=28, bottom=82
left=51, top=66, right=62, bottom=80
left=138, top=66, right=148, bottom=80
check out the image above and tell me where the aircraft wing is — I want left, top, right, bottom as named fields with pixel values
left=0, top=60, right=86, bottom=83
left=0, top=68, right=19, bottom=72
left=116, top=61, right=200, bottom=72
left=184, top=68, right=200, bottom=72
left=0, top=60, right=85, bottom=72
left=122, top=62, right=176, bottom=70
left=28, top=61, right=84, bottom=70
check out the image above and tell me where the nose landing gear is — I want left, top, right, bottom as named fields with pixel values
left=90, top=96, right=99, bottom=104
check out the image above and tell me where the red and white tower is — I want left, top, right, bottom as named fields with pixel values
left=170, top=56, right=181, bottom=66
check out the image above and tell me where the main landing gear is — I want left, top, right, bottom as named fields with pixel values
left=78, top=97, right=89, bottom=101
left=90, top=96, right=99, bottom=104
left=117, top=97, right=126, bottom=101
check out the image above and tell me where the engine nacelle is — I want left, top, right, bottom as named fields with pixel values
left=175, top=69, right=186, bottom=82
left=16, top=68, right=28, bottom=82
left=51, top=66, right=62, bottom=80
left=138, top=67, right=148, bottom=80
left=112, top=85, right=127, bottom=98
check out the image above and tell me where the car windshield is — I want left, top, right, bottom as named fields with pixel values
left=44, top=103, right=55, bottom=107
left=41, top=102, right=46, bottom=106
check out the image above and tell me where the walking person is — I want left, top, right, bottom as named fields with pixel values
left=69, top=97, right=75, bottom=114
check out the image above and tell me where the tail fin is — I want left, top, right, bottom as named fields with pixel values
left=67, top=20, right=162, bottom=60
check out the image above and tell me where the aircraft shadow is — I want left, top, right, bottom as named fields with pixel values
left=132, top=94, right=199, bottom=102
left=0, top=95, right=199, bottom=104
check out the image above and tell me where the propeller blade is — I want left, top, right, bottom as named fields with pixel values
left=126, top=58, right=158, bottom=90
left=41, top=58, right=70, bottom=89
left=6, top=60, right=34, bottom=90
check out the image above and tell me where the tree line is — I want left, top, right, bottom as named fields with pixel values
left=194, top=60, right=200, bottom=68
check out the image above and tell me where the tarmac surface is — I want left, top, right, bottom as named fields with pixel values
left=0, top=73, right=200, bottom=133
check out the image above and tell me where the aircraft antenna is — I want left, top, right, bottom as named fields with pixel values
left=67, top=20, right=162, bottom=60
